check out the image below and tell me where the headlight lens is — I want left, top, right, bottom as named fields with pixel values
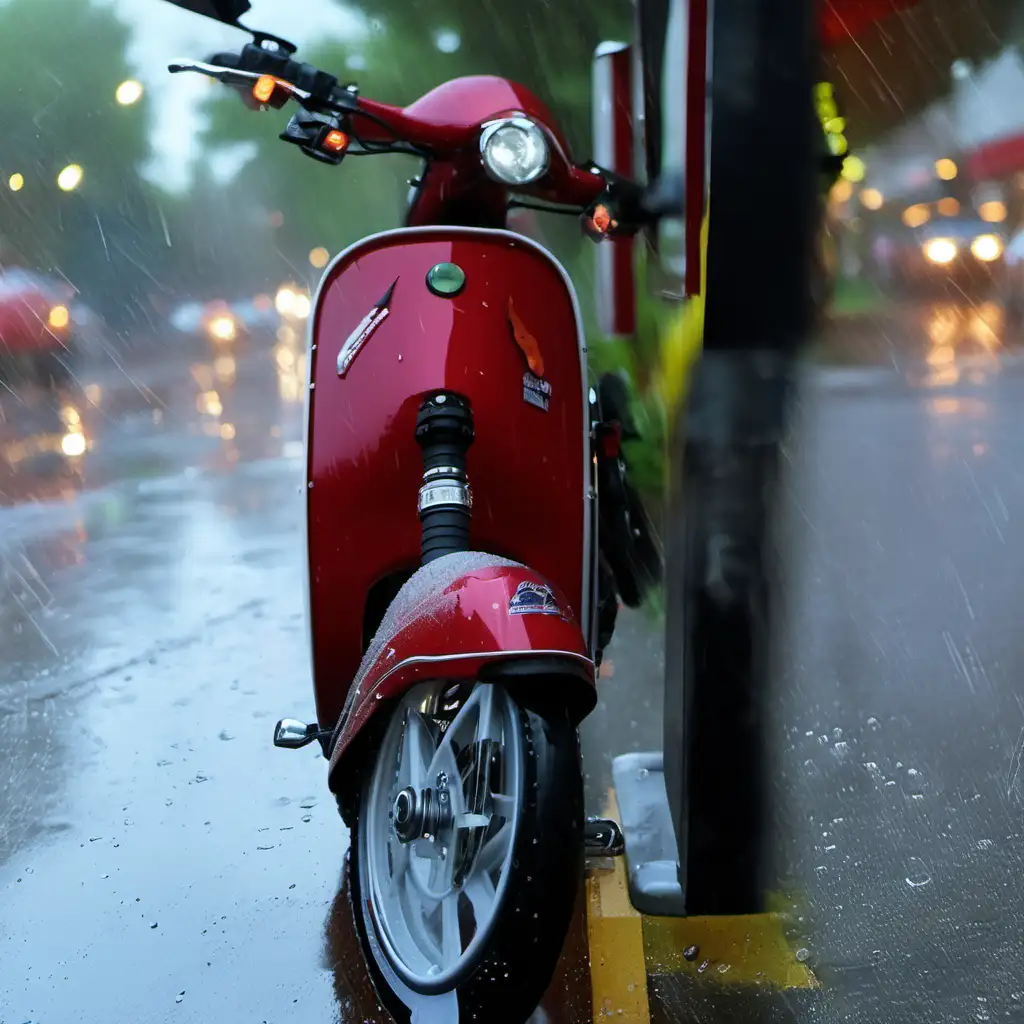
left=923, top=238, right=957, bottom=265
left=480, top=118, right=550, bottom=186
left=971, top=234, right=1003, bottom=262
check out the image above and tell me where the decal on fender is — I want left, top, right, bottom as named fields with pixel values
left=337, top=278, right=398, bottom=377
left=523, top=372, right=552, bottom=412
left=507, top=297, right=545, bottom=377
left=508, top=580, right=562, bottom=616
left=507, top=297, right=553, bottom=411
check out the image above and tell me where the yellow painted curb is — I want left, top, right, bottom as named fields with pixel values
left=586, top=787, right=817, bottom=1022
left=586, top=794, right=651, bottom=1022
left=642, top=912, right=819, bottom=988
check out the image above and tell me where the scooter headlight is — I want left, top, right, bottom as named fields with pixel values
left=480, top=118, right=550, bottom=186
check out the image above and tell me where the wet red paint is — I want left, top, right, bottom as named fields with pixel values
left=306, top=228, right=591, bottom=730
left=329, top=565, right=595, bottom=773
left=820, top=0, right=920, bottom=46
left=355, top=75, right=569, bottom=153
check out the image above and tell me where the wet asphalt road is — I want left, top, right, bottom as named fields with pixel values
left=3, top=299, right=1024, bottom=1022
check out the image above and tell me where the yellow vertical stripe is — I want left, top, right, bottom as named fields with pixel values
left=586, top=792, right=651, bottom=1021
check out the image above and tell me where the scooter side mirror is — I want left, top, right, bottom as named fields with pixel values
left=160, top=0, right=251, bottom=25
left=273, top=718, right=318, bottom=749
left=591, top=41, right=638, bottom=338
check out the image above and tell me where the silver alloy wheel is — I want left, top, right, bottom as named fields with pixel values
left=360, top=682, right=523, bottom=990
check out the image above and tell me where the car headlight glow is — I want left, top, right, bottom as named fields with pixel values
left=480, top=118, right=550, bottom=186
left=208, top=315, right=237, bottom=341
left=61, top=431, right=86, bottom=457
left=923, top=238, right=957, bottom=265
left=970, top=234, right=1003, bottom=263
left=48, top=305, right=70, bottom=330
left=275, top=286, right=296, bottom=315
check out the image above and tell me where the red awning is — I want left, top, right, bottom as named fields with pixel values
left=820, top=0, right=921, bottom=46
left=967, top=134, right=1024, bottom=181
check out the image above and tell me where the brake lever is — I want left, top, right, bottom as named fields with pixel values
left=168, top=59, right=313, bottom=104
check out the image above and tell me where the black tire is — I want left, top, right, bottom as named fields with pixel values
left=347, top=694, right=583, bottom=1024
left=599, top=463, right=663, bottom=609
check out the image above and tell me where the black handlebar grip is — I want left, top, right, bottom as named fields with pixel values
left=208, top=50, right=242, bottom=69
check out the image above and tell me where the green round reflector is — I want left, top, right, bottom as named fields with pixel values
left=426, top=262, right=466, bottom=296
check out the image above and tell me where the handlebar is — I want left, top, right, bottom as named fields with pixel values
left=169, top=40, right=650, bottom=228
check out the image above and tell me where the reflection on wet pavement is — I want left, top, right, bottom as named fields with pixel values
left=584, top=295, right=1024, bottom=1021
left=0, top=331, right=344, bottom=1020
left=823, top=299, right=1024, bottom=390
left=6, top=293, right=1024, bottom=1021
left=0, top=324, right=306, bottom=505
left=0, top=330, right=593, bottom=1023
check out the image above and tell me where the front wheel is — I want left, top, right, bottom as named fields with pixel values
left=349, top=681, right=582, bottom=1023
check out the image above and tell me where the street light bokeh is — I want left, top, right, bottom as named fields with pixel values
left=860, top=187, right=884, bottom=210
left=309, top=246, right=330, bottom=269
left=841, top=154, right=866, bottom=182
left=115, top=79, right=144, bottom=106
left=275, top=285, right=298, bottom=315
left=7, top=172, right=24, bottom=192
left=57, top=164, right=83, bottom=191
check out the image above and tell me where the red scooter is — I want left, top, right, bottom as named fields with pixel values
left=170, top=19, right=660, bottom=1022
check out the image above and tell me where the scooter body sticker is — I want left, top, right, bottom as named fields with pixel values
left=523, top=371, right=552, bottom=412
left=508, top=580, right=561, bottom=616
left=507, top=297, right=545, bottom=377
left=337, top=278, right=397, bottom=377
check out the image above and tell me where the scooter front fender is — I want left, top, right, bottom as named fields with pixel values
left=327, top=552, right=595, bottom=791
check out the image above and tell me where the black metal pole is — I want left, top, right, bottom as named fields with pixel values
left=663, top=0, right=818, bottom=916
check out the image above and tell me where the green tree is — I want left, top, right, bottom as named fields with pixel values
left=198, top=1, right=632, bottom=282
left=351, top=0, right=630, bottom=156
left=200, top=36, right=433, bottom=273
left=0, top=0, right=154, bottom=328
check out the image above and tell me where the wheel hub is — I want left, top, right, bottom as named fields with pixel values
left=392, top=785, right=452, bottom=843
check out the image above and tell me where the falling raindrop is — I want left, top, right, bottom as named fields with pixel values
left=904, top=857, right=933, bottom=888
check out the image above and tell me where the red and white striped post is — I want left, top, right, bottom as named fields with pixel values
left=592, top=41, right=637, bottom=337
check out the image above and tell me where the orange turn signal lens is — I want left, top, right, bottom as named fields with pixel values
left=322, top=129, right=349, bottom=154
left=592, top=203, right=613, bottom=233
left=253, top=75, right=278, bottom=104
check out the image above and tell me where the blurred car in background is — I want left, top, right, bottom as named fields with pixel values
left=891, top=218, right=1007, bottom=296
left=0, top=267, right=77, bottom=383
left=169, top=294, right=281, bottom=348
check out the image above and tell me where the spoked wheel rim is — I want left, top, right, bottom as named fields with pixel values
left=361, top=682, right=523, bottom=992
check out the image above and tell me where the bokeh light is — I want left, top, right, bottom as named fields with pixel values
left=57, top=164, right=83, bottom=191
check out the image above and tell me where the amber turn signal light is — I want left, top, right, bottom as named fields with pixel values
left=252, top=75, right=278, bottom=104
left=592, top=204, right=614, bottom=233
left=322, top=129, right=349, bottom=154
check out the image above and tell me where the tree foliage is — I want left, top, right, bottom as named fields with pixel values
left=198, top=0, right=632, bottom=289
left=0, top=0, right=153, bottom=325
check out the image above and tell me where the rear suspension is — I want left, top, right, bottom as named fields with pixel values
left=415, top=391, right=474, bottom=565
